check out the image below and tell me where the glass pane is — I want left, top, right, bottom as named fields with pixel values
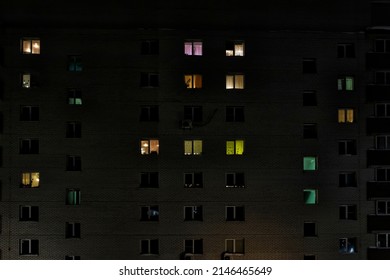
left=346, top=109, right=354, bottom=123
left=235, top=140, right=244, bottom=155
left=338, top=109, right=345, bottom=123
left=337, top=78, right=343, bottom=90
left=377, top=234, right=387, bottom=247
left=22, top=74, right=31, bottom=88
left=31, top=40, right=40, bottom=54
left=226, top=141, right=235, bottom=155
left=184, top=141, right=192, bottom=155
left=185, top=75, right=193, bottom=88
left=193, top=75, right=202, bottom=88
left=304, top=189, right=317, bottom=204
left=193, top=140, right=202, bottom=155
left=378, top=201, right=386, bottom=214
left=193, top=42, right=202, bottom=56
left=226, top=76, right=234, bottom=89
left=303, top=157, right=317, bottom=171
left=234, top=43, right=244, bottom=56
left=346, top=77, right=354, bottom=91
left=22, top=40, right=31, bottom=53
left=22, top=173, right=31, bottom=186
left=141, top=140, right=149, bottom=154
left=184, top=42, right=193, bottom=55
left=226, top=240, right=234, bottom=252
left=31, top=172, right=40, bottom=187
left=235, top=239, right=244, bottom=253
left=235, top=75, right=244, bottom=89
left=149, top=140, right=159, bottom=154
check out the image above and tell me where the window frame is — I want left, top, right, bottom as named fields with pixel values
left=140, top=205, right=159, bottom=221
left=226, top=106, right=245, bottom=122
left=184, top=206, right=203, bottom=221
left=303, top=222, right=317, bottom=237
left=337, top=43, right=355, bottom=58
left=338, top=108, right=355, bottom=123
left=67, top=89, right=82, bottom=105
left=65, top=222, right=81, bottom=238
left=140, top=139, right=159, bottom=155
left=184, top=74, right=203, bottom=89
left=377, top=233, right=390, bottom=248
left=339, top=172, right=357, bottom=187
left=225, top=172, right=245, bottom=188
left=339, top=204, right=357, bottom=220
left=226, top=140, right=244, bottom=155
left=19, top=138, right=39, bottom=154
left=19, top=205, right=39, bottom=221
left=302, top=58, right=317, bottom=74
left=338, top=139, right=357, bottom=155
left=66, top=121, right=82, bottom=138
left=375, top=103, right=390, bottom=117
left=140, top=105, right=159, bottom=122
left=140, top=239, right=159, bottom=255
left=225, top=40, right=245, bottom=57
left=377, top=200, right=390, bottom=215
left=140, top=72, right=159, bottom=88
left=141, top=40, right=159, bottom=55
left=140, top=172, right=159, bottom=188
left=67, top=55, right=82, bottom=72
left=184, top=172, right=203, bottom=188
left=184, top=239, right=203, bottom=254
left=375, top=71, right=390, bottom=85
left=66, top=189, right=81, bottom=205
left=184, top=106, right=203, bottom=122
left=19, top=239, right=39, bottom=256
left=184, top=140, right=203, bottom=155
left=226, top=206, right=245, bottom=221
left=184, top=40, right=203, bottom=56
left=375, top=39, right=390, bottom=53
left=225, top=239, right=245, bottom=254
left=21, top=172, right=40, bottom=188
left=20, top=105, right=39, bottom=121
left=339, top=237, right=357, bottom=254
left=376, top=168, right=390, bottom=182
left=303, top=189, right=318, bottom=205
left=66, top=155, right=82, bottom=171
left=337, top=76, right=355, bottom=91
left=226, top=74, right=244, bottom=89
left=21, top=38, right=40, bottom=55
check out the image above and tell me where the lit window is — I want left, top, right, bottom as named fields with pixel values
left=140, top=239, right=159, bottom=255
left=65, top=222, right=81, bottom=238
left=21, top=38, right=40, bottom=54
left=337, top=43, right=355, bottom=58
left=338, top=140, right=357, bottom=155
left=140, top=172, right=159, bottom=188
left=66, top=155, right=81, bottom=171
left=226, top=173, right=245, bottom=188
left=184, top=172, right=203, bottom=188
left=68, top=55, right=82, bottom=72
left=339, top=172, right=357, bottom=187
left=339, top=237, right=357, bottom=254
left=226, top=41, right=244, bottom=56
left=184, top=140, right=202, bottom=155
left=226, top=140, right=244, bottom=155
left=339, top=205, right=357, bottom=220
left=19, top=239, right=39, bottom=255
left=226, top=106, right=245, bottom=122
left=377, top=233, right=390, bottom=248
left=21, top=172, right=40, bottom=188
left=19, top=139, right=39, bottom=154
left=140, top=206, right=159, bottom=221
left=226, top=74, right=244, bottom=89
left=303, top=123, right=317, bottom=139
left=140, top=139, right=159, bottom=155
left=140, top=106, right=159, bottom=121
left=184, top=206, right=203, bottom=221
left=303, top=222, right=316, bottom=237
left=376, top=168, right=390, bottom=181
left=226, top=206, right=245, bottom=221
left=338, top=108, right=354, bottom=123
left=68, top=89, right=82, bottom=105
left=303, top=156, right=317, bottom=171
left=22, top=73, right=31, bottom=88
left=303, top=189, right=318, bottom=205
left=377, top=201, right=390, bottom=215
left=337, top=76, right=354, bottom=91
left=141, top=40, right=159, bottom=55
left=184, top=239, right=203, bottom=254
left=375, top=39, right=390, bottom=53
left=375, top=103, right=390, bottom=117
left=184, top=106, right=202, bottom=122
left=140, top=72, right=159, bottom=87
left=303, top=90, right=317, bottom=106
left=65, top=255, right=81, bottom=260
left=302, top=58, right=317, bottom=73
left=66, top=189, right=81, bottom=205
left=184, top=41, right=202, bottom=56
left=20, top=106, right=39, bottom=121
left=19, top=205, right=39, bottom=221
left=225, top=239, right=244, bottom=254
left=375, top=71, right=390, bottom=85
left=184, top=74, right=202, bottom=89
left=66, top=122, right=81, bottom=138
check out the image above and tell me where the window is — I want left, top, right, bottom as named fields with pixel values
left=140, top=172, right=159, bottom=188
left=226, top=41, right=244, bottom=56
left=65, top=222, right=81, bottom=238
left=22, top=73, right=31, bottom=88
left=141, top=40, right=159, bottom=55
left=339, top=205, right=357, bottom=220
left=19, top=139, right=39, bottom=154
left=19, top=239, right=39, bottom=255
left=339, top=237, right=357, bottom=254
left=65, top=255, right=81, bottom=260
left=338, top=108, right=354, bottom=123
left=19, top=205, right=39, bottom=221
left=68, top=55, right=82, bottom=72
left=184, top=239, right=203, bottom=254
left=302, top=58, right=317, bottom=73
left=339, top=172, right=357, bottom=187
left=377, top=201, right=390, bottom=215
left=226, top=173, right=245, bottom=188
left=140, top=139, right=159, bottom=155
left=184, top=172, right=203, bottom=188
left=66, top=155, right=81, bottom=171
left=68, top=89, right=82, bottom=105
left=184, top=106, right=202, bottom=122
left=184, top=74, right=202, bottom=89
left=21, top=38, right=40, bottom=54
left=226, top=74, right=244, bottom=89
left=66, top=122, right=81, bottom=138
left=225, top=239, right=244, bottom=254
left=303, top=222, right=316, bottom=237
left=303, top=124, right=317, bottom=139
left=140, top=106, right=159, bottom=121
left=184, top=140, right=202, bottom=155
left=303, top=189, right=318, bottom=205
left=140, top=206, right=159, bottom=221
left=226, top=206, right=245, bottom=221
left=20, top=106, right=39, bottom=121
left=184, top=206, right=203, bottom=221
left=303, top=156, right=317, bottom=171
left=337, top=43, right=355, bottom=58
left=376, top=103, right=390, bottom=117
left=140, top=239, right=159, bottom=255
left=303, top=255, right=316, bottom=260
left=375, top=39, right=390, bottom=53
left=377, top=168, right=390, bottom=181
left=337, top=76, right=354, bottom=91
left=377, top=233, right=390, bottom=248
left=184, top=41, right=202, bottom=56
left=226, top=106, right=245, bottom=122
left=303, top=90, right=317, bottom=106
left=140, top=72, right=159, bottom=87
left=338, top=140, right=357, bottom=155
left=376, top=135, right=390, bottom=150
left=66, top=189, right=81, bottom=205
left=375, top=71, right=390, bottom=85
left=21, top=172, right=40, bottom=188
left=226, top=140, right=244, bottom=155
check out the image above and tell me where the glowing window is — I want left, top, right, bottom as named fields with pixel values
left=184, top=140, right=202, bottom=155
left=337, top=76, right=354, bottom=91
left=226, top=74, right=244, bottom=89
left=339, top=237, right=357, bottom=254
left=226, top=41, right=244, bottom=56
left=338, top=108, right=354, bottom=123
left=226, top=140, right=244, bottom=155
left=303, top=156, right=317, bottom=171
left=21, top=38, right=40, bottom=54
left=140, top=139, right=159, bottom=155
left=66, top=189, right=80, bottom=205
left=184, top=41, right=202, bottom=56
left=303, top=189, right=318, bottom=205
left=68, top=89, right=82, bottom=105
left=21, top=172, right=40, bottom=188
left=22, top=74, right=31, bottom=88
left=184, top=74, right=202, bottom=89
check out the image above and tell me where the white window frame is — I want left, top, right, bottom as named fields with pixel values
left=377, top=233, right=390, bottom=248
left=226, top=206, right=245, bottom=221
left=19, top=239, right=39, bottom=255
left=377, top=200, right=390, bottom=215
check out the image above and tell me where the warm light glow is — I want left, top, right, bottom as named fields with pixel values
left=226, top=74, right=244, bottom=89
left=185, top=75, right=202, bottom=89
left=184, top=140, right=202, bottom=155
left=226, top=140, right=244, bottom=155
left=22, top=74, right=31, bottom=88
left=141, top=140, right=159, bottom=155
left=22, top=172, right=40, bottom=187
left=22, top=39, right=40, bottom=54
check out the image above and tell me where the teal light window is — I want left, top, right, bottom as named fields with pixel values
left=303, top=156, right=317, bottom=171
left=304, top=189, right=318, bottom=205
left=66, top=189, right=80, bottom=205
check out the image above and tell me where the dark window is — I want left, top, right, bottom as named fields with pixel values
left=141, top=40, right=159, bottom=55
left=337, top=43, right=355, bottom=58
left=303, top=255, right=316, bottom=260
left=375, top=71, right=390, bottom=85
left=226, top=106, right=245, bottom=122
left=140, top=106, right=159, bottom=121
left=65, top=256, right=81, bottom=260
left=339, top=205, right=357, bottom=220
left=339, top=237, right=357, bottom=254
left=19, top=206, right=39, bottom=221
left=184, top=106, right=202, bottom=122
left=66, top=156, right=81, bottom=171
left=226, top=173, right=245, bottom=188
left=226, top=206, right=245, bottom=221
left=140, top=172, right=159, bottom=188
left=184, top=239, right=203, bottom=254
left=184, top=206, right=203, bottom=221
left=303, top=91, right=317, bottom=106
left=376, top=103, right=390, bottom=117
left=375, top=39, right=390, bottom=53
left=66, top=189, right=81, bottom=205
left=19, top=139, right=39, bottom=154
left=65, top=222, right=81, bottom=238
left=20, top=106, right=39, bottom=121
left=67, top=89, right=82, bottom=105
left=140, top=239, right=159, bottom=255
left=140, top=72, right=159, bottom=87
left=339, top=172, right=357, bottom=187
left=68, top=55, right=82, bottom=72
left=140, top=206, right=159, bottom=221
left=303, top=123, right=317, bottom=139
left=377, top=168, right=390, bottom=181
left=338, top=140, right=357, bottom=155
left=66, top=122, right=81, bottom=138
left=304, top=222, right=316, bottom=237
left=184, top=172, right=203, bottom=188
left=19, top=239, right=39, bottom=255
left=302, top=58, right=317, bottom=73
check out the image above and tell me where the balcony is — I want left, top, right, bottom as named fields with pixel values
left=366, top=85, right=390, bottom=102
left=367, top=52, right=390, bottom=69
left=367, top=118, right=390, bottom=134
left=367, top=181, right=390, bottom=199
left=368, top=215, right=390, bottom=232
left=367, top=150, right=390, bottom=166
left=367, top=247, right=390, bottom=259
